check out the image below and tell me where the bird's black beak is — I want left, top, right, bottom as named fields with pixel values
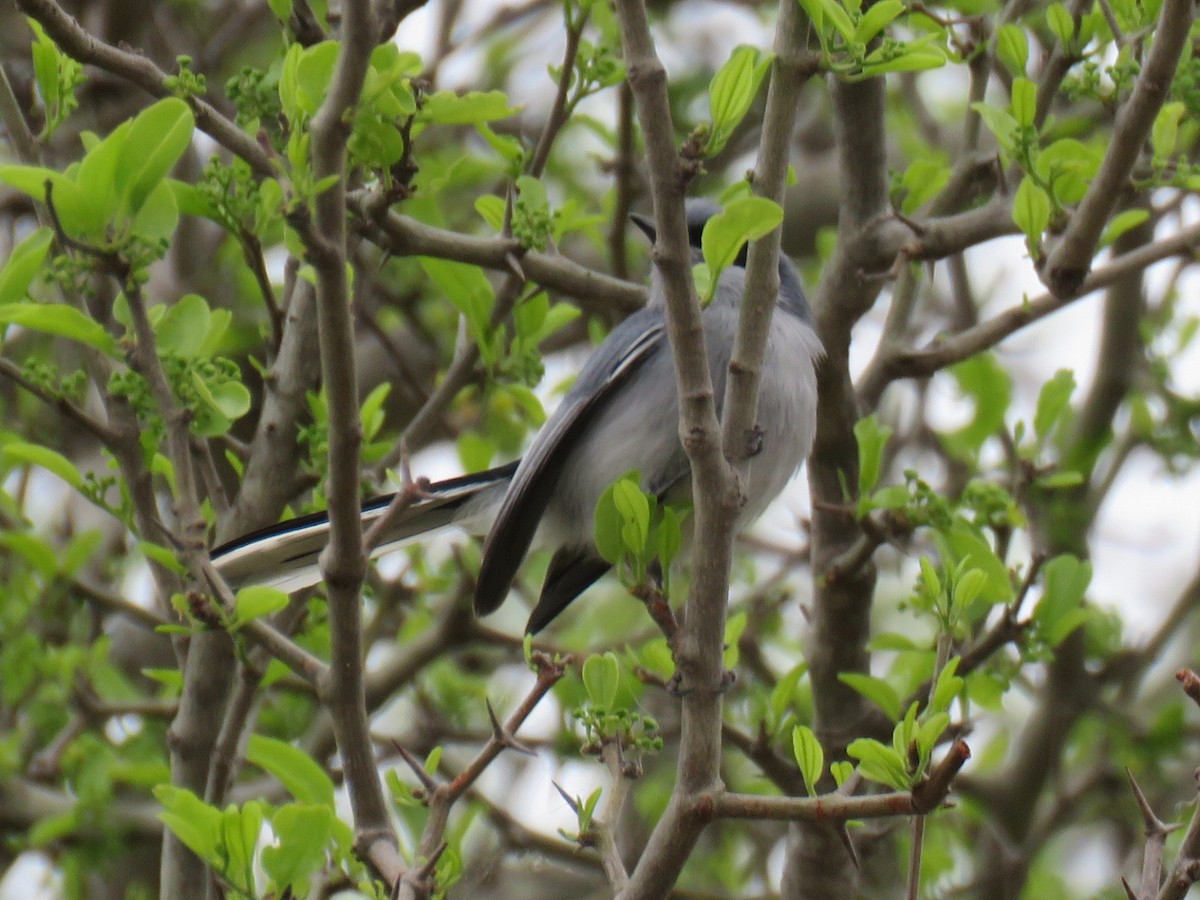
left=630, top=211, right=656, bottom=243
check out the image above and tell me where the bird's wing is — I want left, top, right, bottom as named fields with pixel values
left=474, top=309, right=667, bottom=615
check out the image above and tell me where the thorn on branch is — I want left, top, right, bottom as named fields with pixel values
left=391, top=739, right=439, bottom=794
left=486, top=697, right=536, bottom=756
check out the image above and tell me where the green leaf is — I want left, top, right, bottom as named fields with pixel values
left=847, top=738, right=911, bottom=791
left=931, top=657, right=963, bottom=714
left=944, top=352, right=1011, bottom=457
left=995, top=24, right=1029, bottom=77
left=898, top=156, right=951, bottom=214
left=854, top=414, right=892, bottom=498
left=593, top=478, right=626, bottom=565
left=2, top=440, right=83, bottom=488
left=0, top=532, right=58, bottom=580
left=419, top=257, right=495, bottom=358
left=120, top=99, right=196, bottom=217
left=234, top=585, right=290, bottom=625
left=423, top=90, right=519, bottom=125
left=656, top=505, right=684, bottom=569
left=474, top=195, right=506, bottom=231
left=155, top=293, right=211, bottom=357
left=1035, top=554, right=1092, bottom=646
left=724, top=610, right=747, bottom=669
left=970, top=102, right=1018, bottom=154
left=838, top=672, right=901, bottom=721
left=155, top=785, right=222, bottom=864
left=855, top=0, right=904, bottom=42
left=707, top=46, right=774, bottom=156
left=261, top=804, right=333, bottom=891
left=0, top=228, right=53, bottom=305
left=582, top=651, right=620, bottom=709
left=1035, top=139, right=1101, bottom=205
left=75, top=122, right=129, bottom=230
left=701, top=196, right=784, bottom=297
left=951, top=569, right=988, bottom=614
left=246, top=735, right=336, bottom=809
left=792, top=725, right=825, bottom=796
left=139, top=541, right=186, bottom=575
left=817, top=0, right=857, bottom=43
left=612, top=477, right=650, bottom=555
left=295, top=41, right=341, bottom=117
left=939, top=522, right=1013, bottom=605
left=1046, top=3, right=1075, bottom=46
left=0, top=302, right=117, bottom=355
left=1012, top=176, right=1051, bottom=253
left=1100, top=208, right=1150, bottom=248
left=0, top=164, right=99, bottom=239
left=859, top=46, right=946, bottom=77
left=1153, top=102, right=1185, bottom=159
left=1010, top=77, right=1037, bottom=128
left=1033, top=369, right=1076, bottom=442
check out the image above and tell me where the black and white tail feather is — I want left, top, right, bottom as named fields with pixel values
left=211, top=463, right=515, bottom=594
left=212, top=199, right=823, bottom=633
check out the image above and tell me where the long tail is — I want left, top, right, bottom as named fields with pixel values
left=212, top=462, right=517, bottom=593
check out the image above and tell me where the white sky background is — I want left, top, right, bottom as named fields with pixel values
left=5, top=1, right=1200, bottom=897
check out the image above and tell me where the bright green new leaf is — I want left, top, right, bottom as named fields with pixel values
left=945, top=352, right=1011, bottom=457
left=930, top=657, right=963, bottom=713
left=1013, top=176, right=1051, bottom=252
left=2, top=440, right=83, bottom=489
left=0, top=228, right=53, bottom=305
left=859, top=46, right=947, bottom=77
left=1035, top=554, right=1093, bottom=646
left=1153, top=102, right=1185, bottom=160
left=419, top=257, right=495, bottom=357
left=155, top=785, right=223, bottom=864
left=582, top=651, right=620, bottom=709
left=656, top=505, right=684, bottom=569
left=1046, top=3, right=1075, bottom=46
left=261, top=804, right=333, bottom=891
left=1034, top=369, right=1076, bottom=442
left=594, top=479, right=627, bottom=564
left=1100, top=208, right=1150, bottom=248
left=234, top=585, right=290, bottom=625
left=724, top=610, right=748, bottom=670
left=475, top=195, right=506, bottom=231
left=247, top=736, right=335, bottom=809
left=156, top=294, right=211, bottom=357
left=701, top=196, right=784, bottom=296
left=708, top=46, right=774, bottom=156
left=995, top=24, right=1029, bottom=76
left=970, top=102, right=1018, bottom=154
left=854, top=414, right=892, bottom=498
left=0, top=302, right=117, bottom=355
left=838, top=672, right=901, bottom=721
left=847, top=738, right=911, bottom=791
left=0, top=164, right=100, bottom=239
left=792, top=725, right=825, bottom=796
left=854, top=0, right=904, bottom=43
left=612, top=477, right=650, bottom=554
left=74, top=121, right=129, bottom=228
left=120, top=99, right=196, bottom=217
left=423, top=90, right=519, bottom=125
left=899, top=156, right=951, bottom=213
left=1010, top=77, right=1037, bottom=128
left=938, top=522, right=1012, bottom=605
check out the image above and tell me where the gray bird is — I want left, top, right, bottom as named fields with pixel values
left=213, top=199, right=823, bottom=633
